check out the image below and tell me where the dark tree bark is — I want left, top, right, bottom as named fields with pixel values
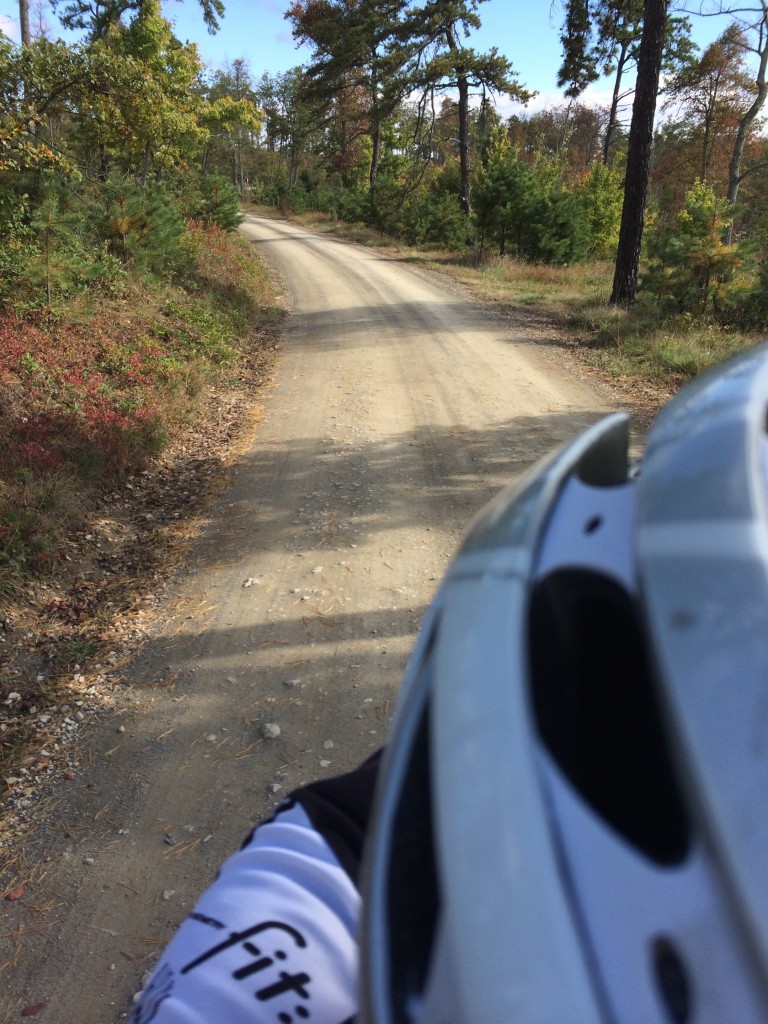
left=455, top=71, right=471, bottom=216
left=610, top=0, right=669, bottom=307
left=445, top=24, right=472, bottom=217
left=19, top=0, right=31, bottom=45
left=602, top=39, right=631, bottom=163
left=727, top=33, right=768, bottom=206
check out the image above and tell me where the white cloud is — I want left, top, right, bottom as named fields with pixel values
left=0, top=13, right=19, bottom=41
left=492, top=79, right=634, bottom=123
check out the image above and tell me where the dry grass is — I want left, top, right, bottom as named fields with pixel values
left=263, top=206, right=764, bottom=393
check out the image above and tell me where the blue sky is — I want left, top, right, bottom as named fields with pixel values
left=0, top=0, right=734, bottom=119
left=161, top=0, right=623, bottom=114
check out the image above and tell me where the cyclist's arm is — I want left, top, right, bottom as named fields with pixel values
left=129, top=753, right=381, bottom=1024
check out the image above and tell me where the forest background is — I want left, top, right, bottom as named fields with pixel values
left=2, top=0, right=768, bottom=599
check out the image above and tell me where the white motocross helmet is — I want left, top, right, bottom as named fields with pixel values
left=360, top=343, right=768, bottom=1024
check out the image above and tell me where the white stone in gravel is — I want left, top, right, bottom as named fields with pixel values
left=262, top=723, right=281, bottom=739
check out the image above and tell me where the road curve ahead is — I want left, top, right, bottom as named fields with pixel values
left=0, top=214, right=614, bottom=1022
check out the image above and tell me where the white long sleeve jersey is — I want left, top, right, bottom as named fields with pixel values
left=129, top=755, right=381, bottom=1024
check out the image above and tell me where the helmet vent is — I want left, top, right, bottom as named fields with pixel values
left=529, top=569, right=690, bottom=866
left=385, top=698, right=439, bottom=1023
left=652, top=937, right=692, bottom=1023
left=584, top=515, right=603, bottom=535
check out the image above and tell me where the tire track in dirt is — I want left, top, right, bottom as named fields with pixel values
left=0, top=215, right=617, bottom=1022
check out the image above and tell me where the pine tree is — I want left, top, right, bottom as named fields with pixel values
left=642, top=179, right=742, bottom=313
left=92, top=173, right=186, bottom=275
left=27, top=177, right=84, bottom=306
left=610, top=0, right=669, bottom=306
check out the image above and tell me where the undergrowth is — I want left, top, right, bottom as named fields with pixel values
left=0, top=222, right=278, bottom=596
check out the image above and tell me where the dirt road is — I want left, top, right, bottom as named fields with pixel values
left=0, top=215, right=616, bottom=1021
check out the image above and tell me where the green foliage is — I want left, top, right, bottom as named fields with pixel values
left=474, top=141, right=590, bottom=263
left=335, top=186, right=371, bottom=224
left=411, top=190, right=473, bottom=249
left=252, top=167, right=292, bottom=209
left=0, top=176, right=127, bottom=310
left=27, top=180, right=87, bottom=306
left=474, top=141, right=538, bottom=256
left=172, top=173, right=244, bottom=231
left=53, top=0, right=224, bottom=41
left=87, top=174, right=190, bottom=277
left=575, top=162, right=623, bottom=258
left=527, top=187, right=591, bottom=264
left=557, top=0, right=694, bottom=97
left=641, top=180, right=744, bottom=315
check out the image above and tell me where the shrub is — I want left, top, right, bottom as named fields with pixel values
left=575, top=163, right=623, bottom=259
left=405, top=190, right=473, bottom=249
left=86, top=173, right=190, bottom=278
left=641, top=180, right=743, bottom=315
left=474, top=145, right=589, bottom=264
left=172, top=173, right=244, bottom=231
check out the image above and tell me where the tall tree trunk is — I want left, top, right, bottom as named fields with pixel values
left=610, top=0, right=669, bottom=307
left=19, top=0, right=31, bottom=45
left=456, top=71, right=471, bottom=216
left=369, top=117, right=381, bottom=189
left=99, top=143, right=111, bottom=183
left=140, top=142, right=150, bottom=186
left=603, top=43, right=629, bottom=165
left=701, top=114, right=713, bottom=182
left=445, top=24, right=472, bottom=218
left=726, top=34, right=768, bottom=241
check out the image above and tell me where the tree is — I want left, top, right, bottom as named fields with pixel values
left=79, top=0, right=208, bottom=181
left=0, top=36, right=108, bottom=173
left=474, top=130, right=590, bottom=262
left=682, top=3, right=768, bottom=214
left=401, top=0, right=530, bottom=216
left=27, top=177, right=81, bottom=305
left=287, top=0, right=414, bottom=188
left=474, top=134, right=541, bottom=255
left=508, top=102, right=608, bottom=175
left=19, top=0, right=31, bottom=45
left=575, top=160, right=624, bottom=256
left=253, top=68, right=318, bottom=190
left=92, top=173, right=186, bottom=271
left=719, top=3, right=768, bottom=213
left=287, top=0, right=530, bottom=214
left=610, top=0, right=669, bottom=306
left=557, top=0, right=694, bottom=163
left=204, top=59, right=263, bottom=190
left=663, top=25, right=754, bottom=183
left=52, top=0, right=224, bottom=40
left=642, top=178, right=741, bottom=313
